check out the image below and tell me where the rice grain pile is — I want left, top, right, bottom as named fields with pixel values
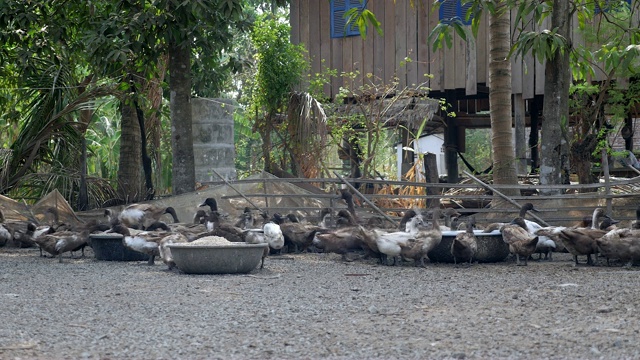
left=187, top=236, right=234, bottom=246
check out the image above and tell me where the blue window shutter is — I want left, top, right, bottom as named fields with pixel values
left=331, top=0, right=365, bottom=38
left=439, top=0, right=473, bottom=26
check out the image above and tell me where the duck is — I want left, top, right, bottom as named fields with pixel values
left=399, top=209, right=443, bottom=267
left=116, top=204, right=180, bottom=230
left=13, top=223, right=37, bottom=248
left=632, top=205, right=640, bottom=230
left=335, top=209, right=358, bottom=228
left=234, top=207, right=255, bottom=229
left=451, top=217, right=477, bottom=265
left=597, top=228, right=640, bottom=266
left=312, top=225, right=372, bottom=261
left=398, top=210, right=418, bottom=231
left=34, top=222, right=100, bottom=263
left=282, top=224, right=321, bottom=253
left=199, top=197, right=219, bottom=214
left=157, top=232, right=189, bottom=270
left=195, top=211, right=246, bottom=243
left=193, top=209, right=208, bottom=224
left=318, top=208, right=335, bottom=228
left=108, top=222, right=176, bottom=265
left=0, top=209, right=13, bottom=247
left=557, top=208, right=608, bottom=265
left=513, top=203, right=558, bottom=260
left=270, top=213, right=322, bottom=253
left=372, top=214, right=424, bottom=266
left=338, top=189, right=357, bottom=221
left=500, top=217, right=539, bottom=266
left=440, top=208, right=461, bottom=231
left=599, top=217, right=620, bottom=231
left=243, top=221, right=285, bottom=268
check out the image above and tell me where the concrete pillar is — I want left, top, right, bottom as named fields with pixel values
left=191, top=98, right=237, bottom=182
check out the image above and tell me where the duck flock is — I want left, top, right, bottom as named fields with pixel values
left=2, top=191, right=640, bottom=270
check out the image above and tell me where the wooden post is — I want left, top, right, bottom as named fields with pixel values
left=444, top=90, right=459, bottom=183
left=423, top=153, right=439, bottom=208
left=514, top=94, right=527, bottom=175
left=602, top=149, right=612, bottom=217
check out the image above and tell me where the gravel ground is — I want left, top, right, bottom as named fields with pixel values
left=1, top=247, right=640, bottom=360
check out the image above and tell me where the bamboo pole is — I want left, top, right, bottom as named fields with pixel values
left=333, top=172, right=398, bottom=227
left=210, top=168, right=264, bottom=213
left=602, top=149, right=612, bottom=216
left=463, top=170, right=550, bottom=226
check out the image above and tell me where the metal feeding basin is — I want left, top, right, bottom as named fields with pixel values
left=90, top=233, right=150, bottom=262
left=427, top=230, right=509, bottom=263
left=167, top=242, right=269, bottom=274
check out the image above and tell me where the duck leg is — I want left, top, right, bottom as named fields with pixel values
left=58, top=253, right=64, bottom=263
left=147, top=255, right=155, bottom=265
left=586, top=254, right=594, bottom=266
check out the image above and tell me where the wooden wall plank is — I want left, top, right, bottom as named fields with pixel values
left=465, top=36, right=477, bottom=95
left=343, top=37, right=354, bottom=93
left=454, top=31, right=467, bottom=89
left=308, top=0, right=321, bottom=87
left=362, top=4, right=374, bottom=87
left=331, top=38, right=343, bottom=100
left=443, top=35, right=456, bottom=89
left=319, top=0, right=332, bottom=97
left=417, top=1, right=429, bottom=89
left=384, top=0, right=396, bottom=85
left=352, top=35, right=364, bottom=90
left=395, top=1, right=408, bottom=89
left=406, top=4, right=419, bottom=87
left=367, top=1, right=386, bottom=84
left=476, top=13, right=487, bottom=84
left=372, top=0, right=385, bottom=84
left=427, top=1, right=443, bottom=91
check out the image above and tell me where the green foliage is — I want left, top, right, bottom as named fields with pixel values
left=463, top=129, right=492, bottom=173
left=249, top=14, right=308, bottom=116
left=345, top=6, right=383, bottom=40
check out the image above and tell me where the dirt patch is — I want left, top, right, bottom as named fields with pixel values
left=1, top=246, right=639, bottom=359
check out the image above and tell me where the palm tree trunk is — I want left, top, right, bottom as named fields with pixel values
left=540, top=0, right=571, bottom=195
left=117, top=100, right=142, bottom=203
left=489, top=1, right=518, bottom=197
left=169, top=40, right=196, bottom=195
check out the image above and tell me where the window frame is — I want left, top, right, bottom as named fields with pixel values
left=438, top=0, right=473, bottom=26
left=330, top=0, right=366, bottom=38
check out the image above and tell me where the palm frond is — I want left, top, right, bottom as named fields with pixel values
left=2, top=58, right=116, bottom=193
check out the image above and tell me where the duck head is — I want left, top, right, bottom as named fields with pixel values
left=193, top=210, right=208, bottom=224
left=164, top=206, right=179, bottom=223
left=270, top=213, right=285, bottom=225
left=108, top=223, right=131, bottom=237
left=198, top=198, right=218, bottom=212
left=519, top=203, right=539, bottom=217
left=146, top=221, right=171, bottom=231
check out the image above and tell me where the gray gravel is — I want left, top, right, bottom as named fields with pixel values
left=1, top=247, right=640, bottom=360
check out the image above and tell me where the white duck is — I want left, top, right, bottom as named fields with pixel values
left=373, top=214, right=424, bottom=266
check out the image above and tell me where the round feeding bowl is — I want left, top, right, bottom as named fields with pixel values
left=90, top=233, right=150, bottom=262
left=167, top=242, right=269, bottom=274
left=427, top=230, right=509, bottom=263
